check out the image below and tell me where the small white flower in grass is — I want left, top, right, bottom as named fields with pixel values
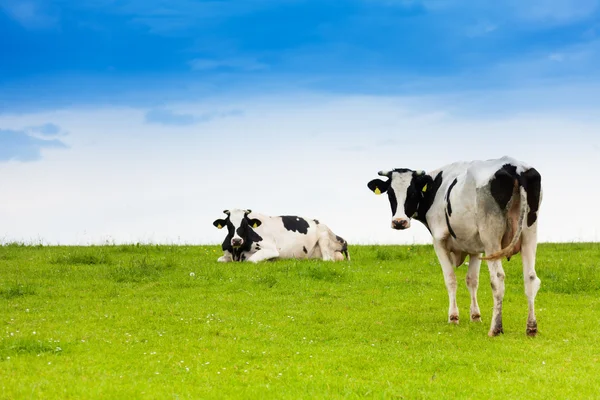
left=190, top=272, right=195, bottom=277
left=542, top=361, right=546, bottom=365
left=217, top=372, right=220, bottom=374
left=33, top=331, right=36, bottom=335
left=155, top=372, right=159, bottom=375
left=278, top=373, right=282, bottom=376
left=205, top=362, right=210, bottom=365
left=26, top=309, right=29, bottom=312
left=55, top=347, right=62, bottom=352
left=186, top=367, right=189, bottom=372
left=48, top=362, right=51, bottom=365
left=6, top=357, right=9, bottom=360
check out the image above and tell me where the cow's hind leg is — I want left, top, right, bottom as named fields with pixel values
left=466, top=254, right=482, bottom=322
left=316, top=230, right=336, bottom=261
left=433, top=240, right=459, bottom=324
left=522, top=224, right=541, bottom=336
left=485, top=256, right=506, bottom=336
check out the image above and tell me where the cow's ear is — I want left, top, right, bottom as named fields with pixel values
left=213, top=219, right=227, bottom=229
left=367, top=179, right=389, bottom=195
left=413, top=173, right=432, bottom=193
left=248, top=218, right=262, bottom=229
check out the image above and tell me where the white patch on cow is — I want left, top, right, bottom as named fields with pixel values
left=227, top=209, right=246, bottom=246
left=389, top=171, right=413, bottom=224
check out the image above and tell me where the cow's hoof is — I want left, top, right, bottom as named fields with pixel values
left=471, top=314, right=482, bottom=322
left=488, top=327, right=504, bottom=337
left=526, top=323, right=538, bottom=337
left=449, top=314, right=459, bottom=324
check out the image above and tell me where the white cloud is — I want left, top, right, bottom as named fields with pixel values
left=0, top=90, right=598, bottom=245
left=0, top=0, right=58, bottom=29
left=508, top=0, right=599, bottom=23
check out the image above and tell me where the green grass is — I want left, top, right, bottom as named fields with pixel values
left=1, top=243, right=599, bottom=399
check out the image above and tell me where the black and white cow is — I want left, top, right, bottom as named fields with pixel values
left=367, top=156, right=542, bottom=337
left=213, top=209, right=350, bottom=263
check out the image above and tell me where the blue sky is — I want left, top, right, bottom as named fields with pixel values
left=2, top=0, right=600, bottom=109
left=1, top=1, right=599, bottom=245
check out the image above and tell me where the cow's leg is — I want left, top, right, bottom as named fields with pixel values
left=522, top=225, right=541, bottom=336
left=432, top=240, right=459, bottom=324
left=466, top=254, right=482, bottom=322
left=217, top=252, right=233, bottom=262
left=486, top=257, right=506, bottom=336
left=317, top=232, right=335, bottom=261
left=246, top=248, right=280, bottom=263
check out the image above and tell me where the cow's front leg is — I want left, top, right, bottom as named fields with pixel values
left=246, top=248, right=280, bottom=263
left=432, top=240, right=459, bottom=324
left=487, top=258, right=506, bottom=336
left=466, top=254, right=482, bottom=322
left=217, top=251, right=233, bottom=262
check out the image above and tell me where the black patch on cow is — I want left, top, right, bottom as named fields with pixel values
left=445, top=178, right=458, bottom=217
left=490, top=164, right=519, bottom=210
left=520, top=168, right=542, bottom=227
left=302, top=246, right=308, bottom=254
left=414, top=171, right=444, bottom=232
left=314, top=219, right=320, bottom=225
left=241, top=253, right=246, bottom=261
left=281, top=216, right=310, bottom=234
left=219, top=216, right=263, bottom=262
left=445, top=213, right=457, bottom=239
left=388, top=187, right=398, bottom=216
left=367, top=178, right=390, bottom=194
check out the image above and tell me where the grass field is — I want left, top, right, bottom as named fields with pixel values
left=1, top=243, right=600, bottom=399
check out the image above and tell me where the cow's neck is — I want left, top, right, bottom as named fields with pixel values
left=414, top=171, right=444, bottom=234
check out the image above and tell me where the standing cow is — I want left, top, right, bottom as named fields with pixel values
left=367, top=156, right=542, bottom=337
left=213, top=209, right=350, bottom=263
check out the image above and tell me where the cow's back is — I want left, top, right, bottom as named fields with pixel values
left=250, top=213, right=320, bottom=258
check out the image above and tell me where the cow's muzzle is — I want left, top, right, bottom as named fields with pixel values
left=231, top=238, right=244, bottom=247
left=391, top=218, right=410, bottom=230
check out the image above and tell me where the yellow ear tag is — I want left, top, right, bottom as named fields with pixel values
left=253, top=223, right=258, bottom=228
left=217, top=224, right=222, bottom=229
left=374, top=187, right=381, bottom=195
left=422, top=184, right=428, bottom=193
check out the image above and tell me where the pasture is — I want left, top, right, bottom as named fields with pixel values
left=1, top=243, right=599, bottom=399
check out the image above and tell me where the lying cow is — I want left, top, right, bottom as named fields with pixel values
left=213, top=209, right=350, bottom=263
left=367, top=156, right=542, bottom=337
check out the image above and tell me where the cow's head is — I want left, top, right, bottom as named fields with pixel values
left=213, top=209, right=262, bottom=249
left=367, top=169, right=431, bottom=230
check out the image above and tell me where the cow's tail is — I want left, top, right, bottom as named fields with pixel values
left=481, top=185, right=527, bottom=261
